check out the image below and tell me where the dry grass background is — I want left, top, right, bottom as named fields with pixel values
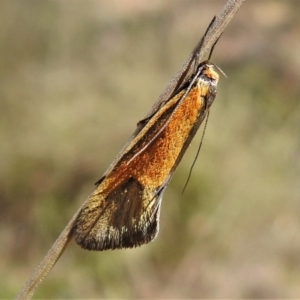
left=1, top=0, right=300, bottom=298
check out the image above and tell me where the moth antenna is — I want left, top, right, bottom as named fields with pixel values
left=181, top=111, right=210, bottom=194
left=207, top=30, right=223, bottom=61
left=193, top=16, right=217, bottom=73
left=214, top=64, right=227, bottom=78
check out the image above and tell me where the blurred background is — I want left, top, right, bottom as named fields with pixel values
left=1, top=0, right=300, bottom=298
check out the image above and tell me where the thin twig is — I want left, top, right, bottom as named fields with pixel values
left=155, top=0, right=245, bottom=110
left=15, top=1, right=245, bottom=299
left=15, top=210, right=79, bottom=300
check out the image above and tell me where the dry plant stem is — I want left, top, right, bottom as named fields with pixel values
left=156, top=0, right=246, bottom=107
left=15, top=0, right=245, bottom=299
left=15, top=209, right=80, bottom=300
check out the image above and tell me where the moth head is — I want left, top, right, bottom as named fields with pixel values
left=203, top=63, right=219, bottom=83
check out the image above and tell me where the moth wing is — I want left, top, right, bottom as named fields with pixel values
left=73, top=177, right=165, bottom=251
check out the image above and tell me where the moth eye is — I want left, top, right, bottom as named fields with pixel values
left=206, top=68, right=219, bottom=82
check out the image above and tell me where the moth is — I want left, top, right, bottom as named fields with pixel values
left=17, top=16, right=224, bottom=300
left=73, top=19, right=221, bottom=251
